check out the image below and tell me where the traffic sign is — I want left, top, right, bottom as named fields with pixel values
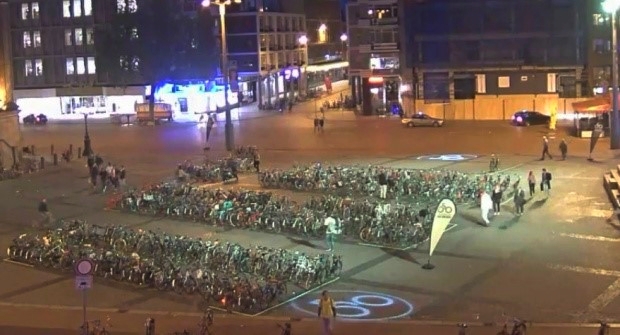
left=75, top=259, right=94, bottom=275
left=75, top=275, right=93, bottom=290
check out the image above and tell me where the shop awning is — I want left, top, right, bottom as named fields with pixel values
left=572, top=97, right=610, bottom=113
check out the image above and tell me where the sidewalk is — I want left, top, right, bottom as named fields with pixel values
left=0, top=304, right=613, bottom=335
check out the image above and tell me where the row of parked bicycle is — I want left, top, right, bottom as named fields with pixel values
left=112, top=185, right=435, bottom=248
left=178, top=146, right=258, bottom=183
left=258, top=164, right=519, bottom=204
left=7, top=220, right=342, bottom=313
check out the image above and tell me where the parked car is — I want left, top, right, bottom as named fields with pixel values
left=510, top=110, right=550, bottom=126
left=401, top=112, right=444, bottom=127
left=22, top=113, right=48, bottom=125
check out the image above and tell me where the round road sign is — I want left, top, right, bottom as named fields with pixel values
left=75, top=259, right=94, bottom=275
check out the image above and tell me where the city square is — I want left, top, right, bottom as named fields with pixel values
left=0, top=96, right=619, bottom=334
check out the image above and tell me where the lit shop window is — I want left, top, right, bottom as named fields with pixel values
left=75, top=28, right=83, bottom=46
left=23, top=31, right=32, bottom=48
left=33, top=31, right=41, bottom=48
left=34, top=59, right=43, bottom=76
left=86, top=28, right=94, bottom=45
left=65, top=29, right=73, bottom=46
left=317, top=24, right=327, bottom=43
left=73, top=0, right=82, bottom=16
left=84, top=0, right=92, bottom=16
left=63, top=1, right=71, bottom=17
left=31, top=2, right=39, bottom=19
left=24, top=60, right=34, bottom=76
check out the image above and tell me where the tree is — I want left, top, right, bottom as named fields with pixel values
left=95, top=0, right=218, bottom=121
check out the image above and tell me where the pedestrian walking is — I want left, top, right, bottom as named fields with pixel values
left=252, top=149, right=261, bottom=173
left=559, top=139, right=568, bottom=160
left=527, top=171, right=536, bottom=197
left=491, top=184, right=503, bottom=215
left=541, top=168, right=552, bottom=196
left=317, top=290, right=337, bottom=335
left=378, top=170, right=388, bottom=199
left=206, top=115, right=215, bottom=141
left=480, top=190, right=493, bottom=226
left=86, top=154, right=94, bottom=170
left=513, top=187, right=526, bottom=216
left=314, top=116, right=320, bottom=133
left=90, top=163, right=99, bottom=189
left=37, top=198, right=53, bottom=227
left=324, top=212, right=341, bottom=252
left=118, top=165, right=126, bottom=187
left=541, top=136, right=553, bottom=160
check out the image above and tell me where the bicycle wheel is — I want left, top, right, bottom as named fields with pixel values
left=359, top=227, right=371, bottom=242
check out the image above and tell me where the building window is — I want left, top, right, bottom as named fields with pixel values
left=23, top=32, right=32, bottom=48
left=31, top=2, right=39, bottom=19
left=317, top=24, right=327, bottom=43
left=84, top=0, right=93, bottom=16
left=130, top=27, right=139, bottom=40
left=24, top=60, right=34, bottom=76
left=77, top=57, right=85, bottom=74
left=33, top=31, right=41, bottom=48
left=75, top=28, right=83, bottom=46
left=86, top=28, right=94, bottom=45
left=87, top=57, right=96, bottom=74
left=66, top=58, right=75, bottom=75
left=64, top=29, right=73, bottom=46
left=117, top=0, right=138, bottom=13
left=63, top=1, right=71, bottom=18
left=73, top=0, right=82, bottom=16
left=594, top=39, right=611, bottom=53
left=34, top=59, right=43, bottom=76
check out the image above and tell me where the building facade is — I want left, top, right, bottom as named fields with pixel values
left=346, top=0, right=401, bottom=115
left=400, top=0, right=588, bottom=104
left=303, top=0, right=348, bottom=91
left=587, top=1, right=614, bottom=95
left=5, top=0, right=145, bottom=118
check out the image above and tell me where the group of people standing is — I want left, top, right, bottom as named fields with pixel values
left=480, top=168, right=552, bottom=226
left=87, top=154, right=126, bottom=193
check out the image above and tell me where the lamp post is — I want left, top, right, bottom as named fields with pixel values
left=82, top=113, right=93, bottom=157
left=202, top=0, right=239, bottom=152
left=603, top=0, right=620, bottom=149
left=298, top=35, right=308, bottom=95
left=340, top=33, right=348, bottom=61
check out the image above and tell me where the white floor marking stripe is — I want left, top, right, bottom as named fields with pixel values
left=559, top=233, right=620, bottom=242
left=587, top=278, right=620, bottom=312
left=547, top=264, right=620, bottom=277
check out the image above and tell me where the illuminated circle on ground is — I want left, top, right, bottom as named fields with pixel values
left=291, top=290, right=414, bottom=321
left=351, top=295, right=393, bottom=307
left=416, top=154, right=478, bottom=161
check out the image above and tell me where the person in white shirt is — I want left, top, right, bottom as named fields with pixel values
left=480, top=190, right=493, bottom=226
left=324, top=213, right=341, bottom=252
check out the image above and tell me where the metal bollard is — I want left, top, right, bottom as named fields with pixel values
left=30, top=145, right=35, bottom=155
left=144, top=318, right=155, bottom=335
left=40, top=156, right=45, bottom=169
left=77, top=148, right=82, bottom=159
left=53, top=153, right=58, bottom=166
left=50, top=144, right=54, bottom=156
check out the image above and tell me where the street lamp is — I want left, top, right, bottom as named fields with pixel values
left=82, top=113, right=93, bottom=157
left=201, top=0, right=241, bottom=152
left=603, top=0, right=620, bottom=149
left=340, top=33, right=348, bottom=61
left=298, top=35, right=308, bottom=95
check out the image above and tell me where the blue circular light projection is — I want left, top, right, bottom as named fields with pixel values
left=291, top=290, right=414, bottom=321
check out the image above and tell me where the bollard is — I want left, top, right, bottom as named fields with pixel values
left=30, top=145, right=35, bottom=155
left=77, top=148, right=82, bottom=159
left=144, top=318, right=155, bottom=335
left=53, top=153, right=58, bottom=166
left=69, top=144, right=73, bottom=155
left=40, top=156, right=45, bottom=169
left=51, top=144, right=54, bottom=156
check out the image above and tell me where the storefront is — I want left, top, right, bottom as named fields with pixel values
left=355, top=75, right=401, bottom=115
left=15, top=86, right=145, bottom=122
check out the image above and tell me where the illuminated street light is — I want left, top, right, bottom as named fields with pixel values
left=201, top=0, right=242, bottom=151
left=603, top=0, right=620, bottom=149
left=340, top=33, right=348, bottom=42
left=298, top=35, right=308, bottom=45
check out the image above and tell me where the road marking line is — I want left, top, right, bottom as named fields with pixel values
left=547, top=264, right=620, bottom=277
left=2, top=259, right=34, bottom=268
left=559, top=233, right=620, bottom=242
left=587, top=278, right=620, bottom=312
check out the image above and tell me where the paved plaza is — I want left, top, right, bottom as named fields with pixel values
left=1, top=96, right=619, bottom=334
